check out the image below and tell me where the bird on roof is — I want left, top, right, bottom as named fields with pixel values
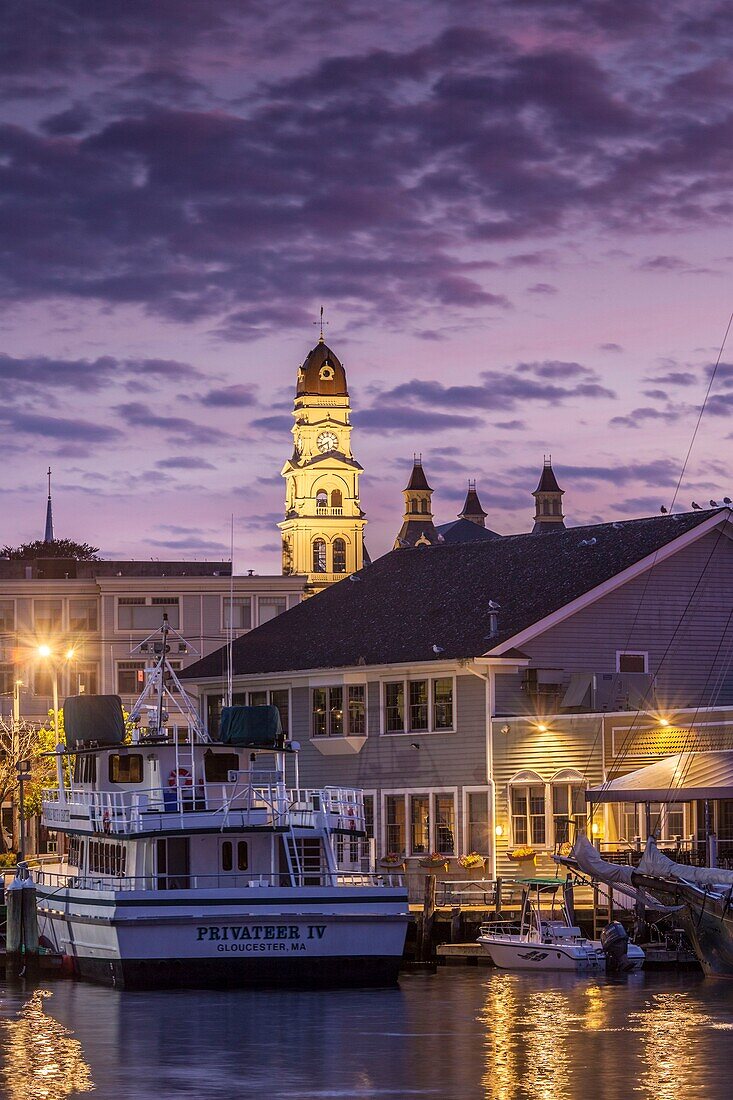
left=660, top=505, right=668, bottom=514
left=579, top=537, right=597, bottom=547
left=691, top=502, right=701, bottom=510
left=488, top=600, right=501, bottom=610
left=348, top=574, right=361, bottom=583
left=432, top=644, right=444, bottom=654
left=724, top=497, right=732, bottom=505
left=710, top=499, right=719, bottom=507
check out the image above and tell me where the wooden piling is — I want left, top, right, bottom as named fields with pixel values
left=21, top=881, right=39, bottom=981
left=5, top=875, right=39, bottom=982
left=494, top=877, right=503, bottom=917
left=418, top=874, right=437, bottom=961
left=450, top=906, right=463, bottom=943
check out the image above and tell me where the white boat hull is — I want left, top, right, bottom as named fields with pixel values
left=477, top=934, right=644, bottom=973
left=37, top=884, right=408, bottom=989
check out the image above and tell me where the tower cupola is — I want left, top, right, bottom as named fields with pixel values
left=532, top=456, right=565, bottom=534
left=459, top=480, right=487, bottom=527
left=394, top=457, right=439, bottom=548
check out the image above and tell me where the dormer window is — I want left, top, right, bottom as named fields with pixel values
left=319, top=364, right=334, bottom=380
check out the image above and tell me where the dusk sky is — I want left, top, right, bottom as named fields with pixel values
left=2, top=1, right=733, bottom=572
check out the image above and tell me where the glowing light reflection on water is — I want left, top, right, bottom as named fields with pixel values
left=2, top=970, right=733, bottom=1099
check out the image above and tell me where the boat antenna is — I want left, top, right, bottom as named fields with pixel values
left=226, top=514, right=234, bottom=708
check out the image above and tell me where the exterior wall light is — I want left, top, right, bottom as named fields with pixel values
left=536, top=723, right=548, bottom=733
left=500, top=724, right=510, bottom=735
left=658, top=717, right=670, bottom=728
left=495, top=824, right=504, bottom=838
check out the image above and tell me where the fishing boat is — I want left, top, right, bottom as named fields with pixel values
left=33, top=618, right=409, bottom=989
left=477, top=876, right=644, bottom=973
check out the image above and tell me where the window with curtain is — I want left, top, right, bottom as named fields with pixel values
left=409, top=680, right=428, bottom=731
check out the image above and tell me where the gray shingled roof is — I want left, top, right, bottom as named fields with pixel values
left=181, top=510, right=720, bottom=680
left=435, top=517, right=501, bottom=543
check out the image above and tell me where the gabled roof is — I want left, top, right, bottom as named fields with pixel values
left=181, top=509, right=725, bottom=680
left=435, top=518, right=502, bottom=543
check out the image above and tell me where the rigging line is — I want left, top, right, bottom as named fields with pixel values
left=599, top=306, right=733, bottom=756
left=650, top=605, right=733, bottom=834
left=226, top=514, right=234, bottom=709
left=600, top=522, right=729, bottom=787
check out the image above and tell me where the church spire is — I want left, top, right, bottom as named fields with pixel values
left=44, top=466, right=54, bottom=543
left=459, top=480, right=487, bottom=527
left=532, top=455, right=565, bottom=534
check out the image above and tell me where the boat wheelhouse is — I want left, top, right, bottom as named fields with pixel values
left=35, top=618, right=408, bottom=989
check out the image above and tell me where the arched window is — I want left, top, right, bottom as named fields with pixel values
left=508, top=770, right=546, bottom=847
left=315, top=489, right=328, bottom=511
left=333, top=538, right=347, bottom=573
left=312, top=539, right=326, bottom=573
left=550, top=770, right=586, bottom=846
left=331, top=489, right=342, bottom=509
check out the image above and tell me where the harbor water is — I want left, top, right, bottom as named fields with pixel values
left=1, top=969, right=732, bottom=1100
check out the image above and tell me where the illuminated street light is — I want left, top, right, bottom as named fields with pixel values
left=36, top=644, right=77, bottom=740
left=37, top=644, right=52, bottom=658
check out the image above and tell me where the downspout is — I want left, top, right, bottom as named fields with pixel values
left=464, top=662, right=497, bottom=880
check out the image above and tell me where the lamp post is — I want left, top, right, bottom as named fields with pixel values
left=37, top=644, right=75, bottom=740
left=16, top=758, right=31, bottom=861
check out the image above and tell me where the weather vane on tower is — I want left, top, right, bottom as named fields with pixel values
left=313, top=305, right=328, bottom=343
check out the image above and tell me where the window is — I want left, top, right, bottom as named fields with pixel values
left=0, top=663, right=15, bottom=695
left=466, top=791, right=490, bottom=854
left=409, top=680, right=429, bottom=732
left=552, top=781, right=585, bottom=845
left=69, top=598, right=98, bottom=632
left=433, top=679, right=453, bottom=730
left=333, top=538, right=347, bottom=573
left=34, top=599, right=62, bottom=633
left=220, top=840, right=248, bottom=872
left=511, top=785, right=546, bottom=846
left=88, top=841, right=126, bottom=876
left=410, top=794, right=429, bottom=854
left=316, top=490, right=328, bottom=510
left=117, top=661, right=147, bottom=694
left=157, top=836, right=189, bottom=890
left=0, top=600, right=14, bottom=633
left=311, top=685, right=364, bottom=738
left=618, top=802, right=638, bottom=844
left=109, top=754, right=143, bottom=783
left=384, top=678, right=454, bottom=733
left=204, top=751, right=239, bottom=783
left=385, top=682, right=405, bottom=732
left=312, top=539, right=327, bottom=573
left=434, top=794, right=455, bottom=854
left=270, top=689, right=290, bottom=736
left=617, top=652, right=647, bottom=673
left=118, top=597, right=180, bottom=630
left=34, top=666, right=54, bottom=697
left=223, top=597, right=252, bottom=632
left=74, top=663, right=98, bottom=696
left=648, top=802, right=687, bottom=842
left=363, top=794, right=375, bottom=840
left=331, top=489, right=343, bottom=509
left=385, top=795, right=406, bottom=853
left=73, top=754, right=97, bottom=785
left=347, top=685, right=365, bottom=735
left=259, top=596, right=286, bottom=624
left=68, top=836, right=85, bottom=870
left=249, top=690, right=268, bottom=707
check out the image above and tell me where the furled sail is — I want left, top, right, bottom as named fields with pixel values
left=637, top=837, right=733, bottom=890
left=571, top=834, right=636, bottom=887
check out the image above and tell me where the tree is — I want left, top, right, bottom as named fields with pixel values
left=0, top=716, right=55, bottom=852
left=1, top=539, right=100, bottom=560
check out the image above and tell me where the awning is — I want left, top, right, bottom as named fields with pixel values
left=586, top=750, right=733, bottom=803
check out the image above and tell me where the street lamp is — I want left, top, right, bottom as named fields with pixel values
left=16, top=758, right=31, bottom=861
left=36, top=645, right=76, bottom=740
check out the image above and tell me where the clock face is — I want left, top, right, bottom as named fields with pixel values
left=317, top=431, right=338, bottom=453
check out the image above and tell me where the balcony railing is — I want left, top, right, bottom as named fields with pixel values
left=315, top=506, right=343, bottom=515
left=33, top=869, right=404, bottom=893
left=41, top=784, right=366, bottom=837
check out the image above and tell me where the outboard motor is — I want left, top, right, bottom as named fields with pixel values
left=600, top=921, right=631, bottom=972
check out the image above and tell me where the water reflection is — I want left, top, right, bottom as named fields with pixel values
left=0, top=989, right=94, bottom=1100
left=7, top=971, right=733, bottom=1100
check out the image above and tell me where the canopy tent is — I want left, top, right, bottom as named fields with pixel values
left=586, top=750, right=733, bottom=803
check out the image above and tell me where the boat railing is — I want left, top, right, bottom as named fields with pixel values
left=33, top=869, right=404, bottom=893
left=41, top=783, right=367, bottom=836
left=438, top=878, right=500, bottom=907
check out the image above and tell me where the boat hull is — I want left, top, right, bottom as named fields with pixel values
left=37, top=884, right=408, bottom=990
left=478, top=935, right=606, bottom=973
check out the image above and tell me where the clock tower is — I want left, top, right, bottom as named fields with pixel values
left=279, top=335, right=366, bottom=592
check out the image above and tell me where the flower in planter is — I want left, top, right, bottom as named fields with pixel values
left=418, top=851, right=449, bottom=868
left=379, top=852, right=405, bottom=866
left=507, top=846, right=536, bottom=862
left=458, top=852, right=486, bottom=870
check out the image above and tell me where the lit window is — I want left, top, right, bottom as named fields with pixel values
left=312, top=539, right=327, bottom=572
left=512, top=785, right=546, bottom=846
left=312, top=685, right=365, bottom=737
left=333, top=538, right=347, bottom=573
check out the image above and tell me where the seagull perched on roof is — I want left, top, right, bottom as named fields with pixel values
left=579, top=537, right=597, bottom=547
left=710, top=499, right=719, bottom=507
left=691, top=502, right=701, bottom=510
left=660, top=505, right=668, bottom=513
left=724, top=497, right=732, bottom=505
left=348, top=574, right=361, bottom=583
left=488, top=600, right=501, bottom=610
left=432, top=644, right=444, bottom=654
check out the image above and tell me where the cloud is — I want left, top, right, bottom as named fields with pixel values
left=355, top=407, right=483, bottom=432
left=495, top=419, right=525, bottom=430
left=610, top=406, right=681, bottom=428
left=527, top=282, right=557, bottom=295
left=645, top=370, right=697, bottom=386
left=599, top=342, right=623, bottom=352
left=201, top=384, right=257, bottom=407
left=155, top=456, right=216, bottom=470
left=250, top=414, right=293, bottom=433
left=114, top=401, right=224, bottom=444
left=0, top=409, right=123, bottom=442
left=638, top=255, right=690, bottom=272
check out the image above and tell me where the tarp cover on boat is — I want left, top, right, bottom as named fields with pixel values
left=63, top=694, right=126, bottom=747
left=219, top=705, right=285, bottom=749
left=637, top=838, right=733, bottom=889
left=571, top=834, right=636, bottom=887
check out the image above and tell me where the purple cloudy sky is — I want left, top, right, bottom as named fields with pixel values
left=2, top=1, right=733, bottom=571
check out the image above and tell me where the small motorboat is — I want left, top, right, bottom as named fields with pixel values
left=477, top=877, right=644, bottom=973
